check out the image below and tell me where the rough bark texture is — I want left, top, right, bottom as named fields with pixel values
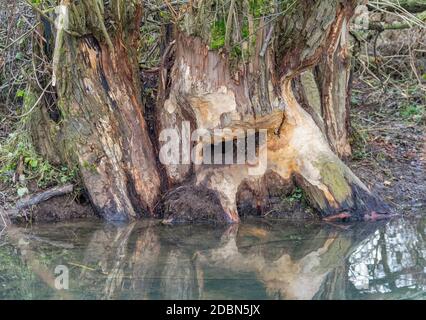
left=295, top=20, right=352, bottom=159
left=31, top=0, right=389, bottom=222
left=34, top=1, right=162, bottom=220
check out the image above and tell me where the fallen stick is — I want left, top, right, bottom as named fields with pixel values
left=15, top=184, right=74, bottom=210
left=0, top=208, right=10, bottom=227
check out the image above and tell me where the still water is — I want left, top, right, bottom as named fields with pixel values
left=0, top=216, right=425, bottom=300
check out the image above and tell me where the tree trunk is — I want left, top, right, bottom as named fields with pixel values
left=159, top=0, right=388, bottom=223
left=295, top=19, right=352, bottom=159
left=31, top=0, right=389, bottom=222
left=34, top=1, right=161, bottom=220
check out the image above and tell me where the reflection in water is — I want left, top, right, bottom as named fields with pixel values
left=346, top=219, right=425, bottom=299
left=0, top=217, right=425, bottom=300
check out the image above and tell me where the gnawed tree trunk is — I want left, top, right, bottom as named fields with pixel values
left=31, top=0, right=389, bottom=222
left=295, top=20, right=352, bottom=159
left=159, top=0, right=388, bottom=223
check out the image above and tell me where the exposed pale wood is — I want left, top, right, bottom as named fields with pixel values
left=159, top=0, right=387, bottom=222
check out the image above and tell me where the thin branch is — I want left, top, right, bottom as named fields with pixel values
left=11, top=80, right=52, bottom=119
left=0, top=208, right=9, bottom=227
left=224, top=0, right=235, bottom=50
left=0, top=22, right=40, bottom=51
left=260, top=24, right=274, bottom=57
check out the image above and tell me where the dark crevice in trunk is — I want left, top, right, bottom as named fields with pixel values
left=140, top=69, right=171, bottom=218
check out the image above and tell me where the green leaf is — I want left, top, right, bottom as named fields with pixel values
left=15, top=89, right=26, bottom=98
left=30, top=159, right=38, bottom=168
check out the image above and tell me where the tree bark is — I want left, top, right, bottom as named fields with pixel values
left=31, top=0, right=389, bottom=222
left=159, top=0, right=388, bottom=222
left=295, top=19, right=352, bottom=159
left=34, top=1, right=162, bottom=220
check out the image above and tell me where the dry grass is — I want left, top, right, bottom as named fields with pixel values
left=349, top=7, right=425, bottom=215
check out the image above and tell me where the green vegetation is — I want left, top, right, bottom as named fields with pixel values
left=248, top=0, right=272, bottom=17
left=210, top=19, right=227, bottom=50
left=350, top=123, right=371, bottom=161
left=281, top=187, right=307, bottom=208
left=0, top=129, right=77, bottom=190
left=318, top=161, right=352, bottom=204
left=0, top=1, right=77, bottom=197
left=288, top=187, right=305, bottom=203
left=399, top=103, right=425, bottom=123
left=0, top=89, right=77, bottom=195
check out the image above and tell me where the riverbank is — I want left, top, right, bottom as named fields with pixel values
left=1, top=79, right=424, bottom=224
left=350, top=77, right=425, bottom=217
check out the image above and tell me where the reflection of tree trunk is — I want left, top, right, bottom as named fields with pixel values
left=79, top=222, right=205, bottom=299
left=102, top=224, right=135, bottom=299
left=313, top=266, right=348, bottom=299
left=197, top=225, right=355, bottom=300
left=379, top=228, right=397, bottom=291
left=129, top=225, right=161, bottom=299
left=159, top=250, right=201, bottom=300
left=9, top=218, right=417, bottom=299
left=80, top=223, right=135, bottom=299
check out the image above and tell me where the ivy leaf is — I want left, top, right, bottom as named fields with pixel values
left=16, top=89, right=25, bottom=98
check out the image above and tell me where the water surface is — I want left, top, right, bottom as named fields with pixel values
left=0, top=216, right=425, bottom=300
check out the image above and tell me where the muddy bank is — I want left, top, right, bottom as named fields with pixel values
left=2, top=194, right=94, bottom=224
left=349, top=79, right=425, bottom=216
